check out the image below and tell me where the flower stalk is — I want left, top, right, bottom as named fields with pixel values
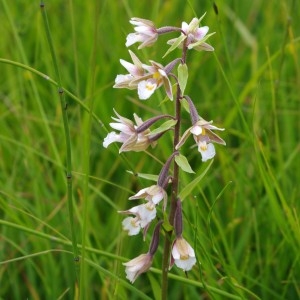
left=103, top=13, right=225, bottom=299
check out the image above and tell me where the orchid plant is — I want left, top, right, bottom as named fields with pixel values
left=103, top=14, right=225, bottom=296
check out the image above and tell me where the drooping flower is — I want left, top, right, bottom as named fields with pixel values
left=123, top=221, right=162, bottom=283
left=123, top=253, right=153, bottom=283
left=170, top=236, right=197, bottom=271
left=176, top=118, right=225, bottom=162
left=129, top=185, right=167, bottom=206
left=126, top=18, right=158, bottom=49
left=167, top=15, right=214, bottom=51
left=103, top=109, right=156, bottom=152
left=119, top=202, right=157, bottom=235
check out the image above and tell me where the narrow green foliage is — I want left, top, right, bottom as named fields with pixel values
left=175, top=154, right=195, bottom=174
left=147, top=119, right=177, bottom=135
left=179, top=159, right=214, bottom=200
left=178, top=63, right=188, bottom=94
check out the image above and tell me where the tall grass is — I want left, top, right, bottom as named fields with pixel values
left=0, top=0, right=299, bottom=299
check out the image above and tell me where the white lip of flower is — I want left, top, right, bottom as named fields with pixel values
left=138, top=79, right=158, bottom=100
left=198, top=142, right=216, bottom=162
left=123, top=253, right=153, bottom=283
left=167, top=16, right=214, bottom=51
left=176, top=119, right=225, bottom=161
left=171, top=237, right=197, bottom=271
left=122, top=216, right=141, bottom=236
left=126, top=17, right=158, bottom=49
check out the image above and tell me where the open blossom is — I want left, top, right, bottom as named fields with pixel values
left=103, top=109, right=156, bottom=152
left=137, top=60, right=173, bottom=100
left=176, top=118, right=225, bottom=162
left=114, top=51, right=173, bottom=100
left=126, top=18, right=158, bottom=49
left=170, top=236, right=196, bottom=271
left=123, top=253, right=153, bottom=283
left=167, top=16, right=214, bottom=51
left=119, top=202, right=157, bottom=235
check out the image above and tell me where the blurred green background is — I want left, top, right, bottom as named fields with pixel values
left=0, top=0, right=299, bottom=299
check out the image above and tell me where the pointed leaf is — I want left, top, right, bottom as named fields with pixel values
left=188, top=32, right=215, bottom=49
left=126, top=171, right=158, bottom=182
left=163, top=35, right=186, bottom=58
left=148, top=274, right=161, bottom=300
left=162, top=211, right=173, bottom=232
left=198, top=12, right=207, bottom=23
left=177, top=64, right=188, bottom=94
left=175, top=154, right=195, bottom=174
left=180, top=97, right=190, bottom=113
left=147, top=119, right=177, bottom=135
left=179, top=159, right=214, bottom=200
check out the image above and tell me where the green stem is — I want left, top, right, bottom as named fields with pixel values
left=79, top=1, right=100, bottom=298
left=40, top=0, right=79, bottom=286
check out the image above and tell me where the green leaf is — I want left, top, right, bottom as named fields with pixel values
left=126, top=171, right=158, bottom=182
left=188, top=32, right=215, bottom=49
left=147, top=119, right=177, bottom=135
left=180, top=97, right=190, bottom=113
left=178, top=63, right=188, bottom=94
left=179, top=159, right=214, bottom=200
left=162, top=212, right=173, bottom=232
left=148, top=273, right=161, bottom=300
left=163, top=35, right=186, bottom=58
left=175, top=154, right=195, bottom=174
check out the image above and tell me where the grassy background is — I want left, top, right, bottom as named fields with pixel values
left=0, top=0, right=299, bottom=299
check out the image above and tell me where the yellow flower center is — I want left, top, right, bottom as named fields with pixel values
left=145, top=82, right=156, bottom=91
left=152, top=71, right=162, bottom=80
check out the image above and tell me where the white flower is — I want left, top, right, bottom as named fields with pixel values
left=128, top=203, right=157, bottom=228
left=167, top=15, right=214, bottom=52
left=103, top=109, right=156, bottom=152
left=113, top=50, right=145, bottom=89
left=139, top=61, right=173, bottom=100
left=126, top=18, right=158, bottom=49
left=119, top=203, right=157, bottom=235
left=122, top=217, right=141, bottom=236
left=171, top=237, right=196, bottom=271
left=123, top=253, right=153, bottom=283
left=176, top=118, right=225, bottom=162
left=129, top=185, right=167, bottom=207
left=114, top=51, right=173, bottom=100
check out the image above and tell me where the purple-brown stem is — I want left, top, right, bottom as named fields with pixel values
left=161, top=38, right=188, bottom=296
